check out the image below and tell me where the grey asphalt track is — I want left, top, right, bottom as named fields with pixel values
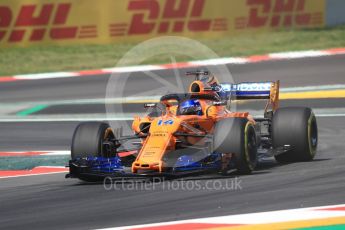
left=0, top=55, right=344, bottom=229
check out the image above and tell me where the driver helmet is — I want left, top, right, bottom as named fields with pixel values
left=179, top=99, right=202, bottom=115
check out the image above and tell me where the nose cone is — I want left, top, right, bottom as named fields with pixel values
left=132, top=117, right=180, bottom=173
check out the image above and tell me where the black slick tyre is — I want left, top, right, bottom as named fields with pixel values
left=272, top=107, right=318, bottom=163
left=71, top=122, right=114, bottom=159
left=214, top=118, right=257, bottom=174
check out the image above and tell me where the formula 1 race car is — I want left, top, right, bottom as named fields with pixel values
left=67, top=71, right=318, bottom=181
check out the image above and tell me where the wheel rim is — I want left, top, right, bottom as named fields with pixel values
left=308, top=114, right=318, bottom=156
left=101, top=127, right=115, bottom=157
left=245, top=123, right=257, bottom=170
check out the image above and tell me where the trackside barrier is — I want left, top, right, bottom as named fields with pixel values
left=326, top=0, right=345, bottom=26
left=0, top=0, right=326, bottom=47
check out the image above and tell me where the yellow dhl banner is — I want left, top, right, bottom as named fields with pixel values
left=0, top=0, right=325, bottom=47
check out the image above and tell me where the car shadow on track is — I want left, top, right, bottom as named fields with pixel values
left=255, top=158, right=330, bottom=171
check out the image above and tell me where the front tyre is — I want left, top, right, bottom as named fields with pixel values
left=272, top=107, right=318, bottom=163
left=71, top=122, right=115, bottom=159
left=214, top=118, right=257, bottom=174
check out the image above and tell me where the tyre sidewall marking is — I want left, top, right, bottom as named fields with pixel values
left=308, top=113, right=317, bottom=157
left=99, top=125, right=110, bottom=156
left=244, top=121, right=254, bottom=170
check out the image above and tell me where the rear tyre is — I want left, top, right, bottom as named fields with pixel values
left=71, top=122, right=115, bottom=159
left=272, top=107, right=318, bottom=163
left=214, top=118, right=257, bottom=174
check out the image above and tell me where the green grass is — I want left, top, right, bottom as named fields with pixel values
left=0, top=156, right=68, bottom=170
left=1, top=25, right=345, bottom=76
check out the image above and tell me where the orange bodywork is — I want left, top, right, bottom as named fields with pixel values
left=131, top=79, right=279, bottom=173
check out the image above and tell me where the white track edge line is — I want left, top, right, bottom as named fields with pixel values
left=105, top=204, right=345, bottom=230
left=3, top=48, right=345, bottom=81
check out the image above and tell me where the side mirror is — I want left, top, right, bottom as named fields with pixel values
left=212, top=101, right=227, bottom=106
left=144, top=103, right=157, bottom=108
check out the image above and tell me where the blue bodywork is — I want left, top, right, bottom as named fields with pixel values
left=78, top=156, right=124, bottom=173
left=218, top=82, right=272, bottom=99
left=173, top=153, right=222, bottom=172
left=71, top=152, right=226, bottom=176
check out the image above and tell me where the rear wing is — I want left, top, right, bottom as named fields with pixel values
left=219, top=81, right=280, bottom=113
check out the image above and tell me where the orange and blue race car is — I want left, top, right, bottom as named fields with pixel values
left=67, top=70, right=318, bottom=181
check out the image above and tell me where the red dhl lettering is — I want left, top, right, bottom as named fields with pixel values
left=127, top=0, right=212, bottom=35
left=0, top=3, right=93, bottom=43
left=244, top=0, right=321, bottom=28
left=0, top=0, right=323, bottom=46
